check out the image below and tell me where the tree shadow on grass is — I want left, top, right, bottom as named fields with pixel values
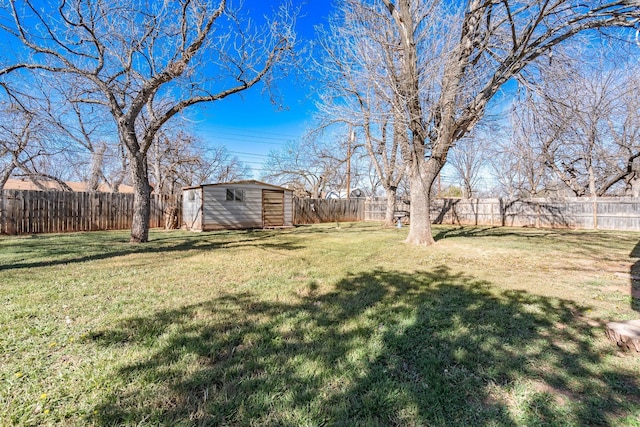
left=0, top=229, right=304, bottom=271
left=89, top=266, right=640, bottom=426
left=433, top=226, right=632, bottom=261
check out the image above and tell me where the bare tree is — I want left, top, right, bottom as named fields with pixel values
left=101, top=142, right=130, bottom=193
left=315, top=6, right=406, bottom=225
left=0, top=75, right=78, bottom=191
left=0, top=104, right=38, bottom=190
left=149, top=131, right=250, bottom=194
left=364, top=118, right=406, bottom=223
left=329, top=0, right=639, bottom=244
left=0, top=67, right=129, bottom=192
left=261, top=139, right=343, bottom=198
left=518, top=51, right=640, bottom=197
left=448, top=129, right=489, bottom=198
left=0, top=96, right=77, bottom=191
left=150, top=132, right=198, bottom=195
left=488, top=104, right=554, bottom=198
left=618, top=74, right=640, bottom=196
left=0, top=0, right=297, bottom=242
left=42, top=87, right=115, bottom=192
left=179, top=146, right=250, bottom=187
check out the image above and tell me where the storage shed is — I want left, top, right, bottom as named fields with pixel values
left=182, top=180, right=294, bottom=231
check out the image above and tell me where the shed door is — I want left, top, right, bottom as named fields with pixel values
left=262, top=190, right=284, bottom=227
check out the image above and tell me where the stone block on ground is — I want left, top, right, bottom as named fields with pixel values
left=605, top=320, right=640, bottom=353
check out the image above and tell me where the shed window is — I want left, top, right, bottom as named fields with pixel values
left=226, top=188, right=244, bottom=202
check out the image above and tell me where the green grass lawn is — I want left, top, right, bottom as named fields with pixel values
left=1, top=223, right=640, bottom=426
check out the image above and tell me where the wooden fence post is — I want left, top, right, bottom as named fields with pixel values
left=0, top=190, right=5, bottom=235
left=490, top=199, right=494, bottom=227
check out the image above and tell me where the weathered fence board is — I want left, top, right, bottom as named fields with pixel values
left=0, top=190, right=181, bottom=235
left=294, top=198, right=364, bottom=224
left=364, top=199, right=410, bottom=222
left=365, top=197, right=640, bottom=231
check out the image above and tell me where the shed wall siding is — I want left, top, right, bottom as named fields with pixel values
left=202, top=184, right=263, bottom=230
left=182, top=188, right=202, bottom=231
left=284, top=192, right=293, bottom=226
left=184, top=182, right=293, bottom=231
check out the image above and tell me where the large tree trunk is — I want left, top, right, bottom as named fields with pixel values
left=588, top=163, right=597, bottom=198
left=110, top=149, right=129, bottom=193
left=88, top=143, right=106, bottom=192
left=463, top=177, right=473, bottom=199
left=130, top=153, right=151, bottom=243
left=0, top=163, right=13, bottom=192
left=405, top=160, right=439, bottom=245
left=384, top=187, right=397, bottom=226
left=629, top=176, right=640, bottom=197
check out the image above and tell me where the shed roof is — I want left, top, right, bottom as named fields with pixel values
left=183, top=180, right=292, bottom=192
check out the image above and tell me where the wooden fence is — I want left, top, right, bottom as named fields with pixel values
left=364, top=199, right=410, bottom=222
left=5, top=192, right=639, bottom=234
left=0, top=190, right=181, bottom=235
left=364, top=197, right=640, bottom=231
left=294, top=198, right=364, bottom=224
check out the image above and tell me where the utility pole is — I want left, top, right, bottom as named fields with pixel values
left=346, top=128, right=354, bottom=199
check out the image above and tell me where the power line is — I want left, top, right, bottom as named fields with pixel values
left=227, top=150, right=271, bottom=158
left=203, top=135, right=284, bottom=146
left=203, top=125, right=301, bottom=140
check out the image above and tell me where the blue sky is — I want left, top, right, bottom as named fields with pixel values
left=0, top=0, right=332, bottom=180
left=193, top=1, right=334, bottom=178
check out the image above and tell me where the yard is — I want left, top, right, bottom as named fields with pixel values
left=1, top=223, right=639, bottom=426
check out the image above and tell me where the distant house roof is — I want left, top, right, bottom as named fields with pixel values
left=183, top=180, right=292, bottom=192
left=3, top=178, right=134, bottom=193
